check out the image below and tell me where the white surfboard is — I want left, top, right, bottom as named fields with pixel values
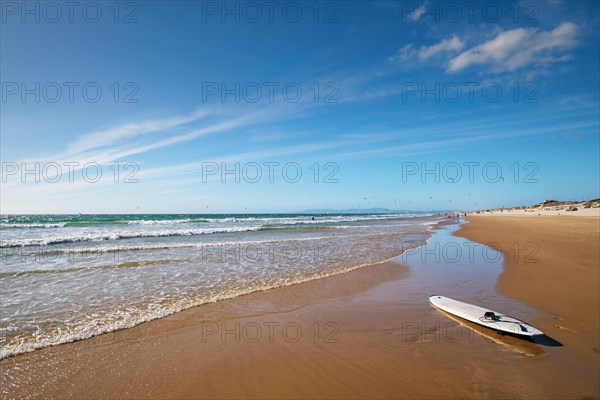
left=429, top=295, right=544, bottom=337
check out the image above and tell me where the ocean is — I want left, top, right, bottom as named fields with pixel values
left=0, top=213, right=442, bottom=359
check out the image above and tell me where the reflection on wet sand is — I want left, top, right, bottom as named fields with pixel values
left=432, top=307, right=557, bottom=357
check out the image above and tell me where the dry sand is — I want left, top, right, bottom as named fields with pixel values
left=471, top=207, right=600, bottom=217
left=1, top=219, right=599, bottom=399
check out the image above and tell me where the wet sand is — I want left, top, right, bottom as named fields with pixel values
left=1, top=221, right=599, bottom=399
left=456, top=215, right=600, bottom=382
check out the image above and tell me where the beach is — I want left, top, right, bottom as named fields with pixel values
left=455, top=214, right=600, bottom=378
left=3, top=0, right=599, bottom=397
left=2, top=215, right=599, bottom=399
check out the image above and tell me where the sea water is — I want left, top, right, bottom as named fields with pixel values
left=0, top=213, right=443, bottom=358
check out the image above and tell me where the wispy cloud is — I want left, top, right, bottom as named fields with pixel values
left=419, top=36, right=465, bottom=61
left=63, top=108, right=211, bottom=157
left=389, top=44, right=417, bottom=63
left=447, top=22, right=578, bottom=73
left=390, top=35, right=465, bottom=63
left=332, top=120, right=598, bottom=160
left=23, top=103, right=302, bottom=173
left=93, top=110, right=276, bottom=162
left=391, top=23, right=578, bottom=75
left=407, top=2, right=427, bottom=21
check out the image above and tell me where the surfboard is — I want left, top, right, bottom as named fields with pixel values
left=429, top=295, right=544, bottom=337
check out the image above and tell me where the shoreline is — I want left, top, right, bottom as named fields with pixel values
left=0, top=219, right=441, bottom=362
left=2, top=219, right=599, bottom=399
left=0, top=213, right=442, bottom=361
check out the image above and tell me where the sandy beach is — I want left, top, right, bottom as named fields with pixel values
left=470, top=207, right=600, bottom=218
left=456, top=214, right=600, bottom=378
left=3, top=0, right=599, bottom=398
left=1, top=218, right=599, bottom=399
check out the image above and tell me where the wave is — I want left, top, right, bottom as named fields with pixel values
left=0, top=226, right=262, bottom=248
left=0, top=230, right=422, bottom=262
left=0, top=216, right=434, bottom=248
left=0, top=259, right=182, bottom=278
left=0, top=214, right=419, bottom=230
left=0, top=223, right=66, bottom=229
left=261, top=224, right=333, bottom=231
left=64, top=220, right=130, bottom=227
left=126, top=218, right=208, bottom=225
left=0, top=219, right=210, bottom=228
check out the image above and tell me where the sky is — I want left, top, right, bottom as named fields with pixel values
left=1, top=0, right=599, bottom=213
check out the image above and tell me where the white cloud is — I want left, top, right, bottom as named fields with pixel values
left=408, top=2, right=426, bottom=21
left=390, top=35, right=465, bottom=64
left=447, top=22, right=578, bottom=73
left=389, top=44, right=417, bottom=63
left=65, top=108, right=211, bottom=156
left=418, top=35, right=465, bottom=61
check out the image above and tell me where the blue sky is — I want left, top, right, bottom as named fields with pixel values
left=1, top=0, right=599, bottom=213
